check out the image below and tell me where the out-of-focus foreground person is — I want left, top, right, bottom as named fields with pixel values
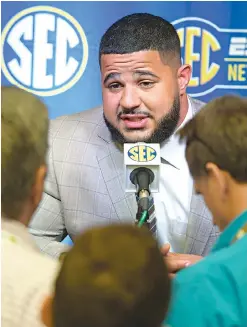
left=41, top=224, right=171, bottom=327
left=165, top=95, right=247, bottom=327
left=1, top=86, right=59, bottom=327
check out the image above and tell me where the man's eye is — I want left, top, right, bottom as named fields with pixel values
left=139, top=81, right=155, bottom=88
left=108, top=83, right=122, bottom=89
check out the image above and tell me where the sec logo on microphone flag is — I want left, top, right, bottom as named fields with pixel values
left=128, top=145, right=157, bottom=163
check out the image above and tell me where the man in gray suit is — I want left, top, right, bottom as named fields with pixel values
left=29, top=13, right=219, bottom=273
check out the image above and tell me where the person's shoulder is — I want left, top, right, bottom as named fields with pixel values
left=2, top=238, right=59, bottom=275
left=167, top=242, right=247, bottom=327
left=33, top=248, right=60, bottom=271
left=49, top=105, right=104, bottom=138
left=2, top=240, right=59, bottom=302
left=2, top=241, right=59, bottom=327
left=175, top=237, right=247, bottom=294
left=52, top=105, right=103, bottom=124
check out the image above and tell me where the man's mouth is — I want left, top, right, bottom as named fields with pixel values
left=120, top=114, right=149, bottom=129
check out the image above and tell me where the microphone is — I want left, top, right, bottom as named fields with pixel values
left=130, top=167, right=154, bottom=211
left=124, top=143, right=161, bottom=225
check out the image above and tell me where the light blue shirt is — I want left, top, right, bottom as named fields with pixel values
left=62, top=235, right=73, bottom=246
left=165, top=210, right=247, bottom=327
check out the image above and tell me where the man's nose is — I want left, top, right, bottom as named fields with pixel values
left=119, top=86, right=141, bottom=111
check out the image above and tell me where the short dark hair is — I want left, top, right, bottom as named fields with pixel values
left=178, top=95, right=247, bottom=182
left=99, top=13, right=181, bottom=66
left=1, top=86, right=48, bottom=219
left=53, top=224, right=171, bottom=327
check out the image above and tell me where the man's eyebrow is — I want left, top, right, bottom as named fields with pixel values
left=103, top=72, right=120, bottom=84
left=103, top=70, right=158, bottom=85
left=134, top=70, right=159, bottom=78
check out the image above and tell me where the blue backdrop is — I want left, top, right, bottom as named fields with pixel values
left=2, top=1, right=247, bottom=120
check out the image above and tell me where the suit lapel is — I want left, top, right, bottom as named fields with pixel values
left=96, top=121, right=137, bottom=222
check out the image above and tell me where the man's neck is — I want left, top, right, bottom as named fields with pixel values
left=223, top=184, right=247, bottom=230
left=18, top=205, right=34, bottom=227
left=177, top=94, right=189, bottom=128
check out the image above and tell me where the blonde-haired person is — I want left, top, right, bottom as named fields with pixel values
left=1, top=86, right=60, bottom=327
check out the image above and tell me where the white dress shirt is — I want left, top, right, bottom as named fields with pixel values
left=154, top=98, right=193, bottom=253
left=1, top=218, right=60, bottom=327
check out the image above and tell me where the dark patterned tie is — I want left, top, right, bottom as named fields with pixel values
left=136, top=194, right=157, bottom=237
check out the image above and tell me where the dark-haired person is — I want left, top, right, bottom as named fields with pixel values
left=29, top=13, right=219, bottom=274
left=40, top=224, right=171, bottom=327
left=1, top=86, right=59, bottom=327
left=165, top=95, right=247, bottom=327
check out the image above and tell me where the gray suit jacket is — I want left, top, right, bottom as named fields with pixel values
left=29, top=98, right=220, bottom=258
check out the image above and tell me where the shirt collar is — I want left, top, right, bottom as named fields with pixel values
left=211, top=210, right=247, bottom=253
left=1, top=218, right=38, bottom=252
left=160, top=97, right=193, bottom=169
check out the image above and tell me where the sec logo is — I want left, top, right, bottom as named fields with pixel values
left=173, top=17, right=247, bottom=97
left=128, top=145, right=157, bottom=162
left=1, top=6, right=88, bottom=96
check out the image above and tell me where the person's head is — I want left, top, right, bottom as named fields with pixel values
left=99, top=13, right=191, bottom=145
left=178, top=95, right=247, bottom=230
left=1, top=86, right=48, bottom=225
left=41, top=224, right=171, bottom=327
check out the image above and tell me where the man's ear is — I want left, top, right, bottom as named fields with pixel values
left=205, top=162, right=229, bottom=197
left=41, top=295, right=54, bottom=327
left=31, top=164, right=47, bottom=209
left=177, top=64, right=191, bottom=96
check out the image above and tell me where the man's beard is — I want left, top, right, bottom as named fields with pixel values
left=103, top=95, right=180, bottom=145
